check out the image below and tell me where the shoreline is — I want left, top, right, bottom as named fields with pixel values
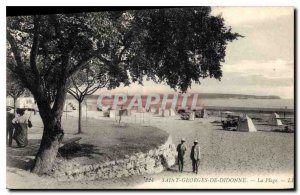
left=205, top=106, right=294, bottom=114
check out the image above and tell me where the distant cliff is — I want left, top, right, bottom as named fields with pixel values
left=67, top=93, right=280, bottom=100
left=194, top=93, right=280, bottom=99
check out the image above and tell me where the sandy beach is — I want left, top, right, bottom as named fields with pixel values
left=6, top=110, right=294, bottom=189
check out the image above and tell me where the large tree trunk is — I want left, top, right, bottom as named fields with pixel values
left=31, top=117, right=64, bottom=175
left=78, top=101, right=82, bottom=134
left=31, top=81, right=67, bottom=175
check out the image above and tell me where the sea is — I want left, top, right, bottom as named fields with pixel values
left=76, top=97, right=294, bottom=111
left=199, top=98, right=294, bottom=110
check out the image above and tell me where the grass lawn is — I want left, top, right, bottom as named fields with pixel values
left=7, top=112, right=169, bottom=169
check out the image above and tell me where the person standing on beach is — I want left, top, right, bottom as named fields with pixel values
left=176, top=138, right=187, bottom=172
left=190, top=140, right=201, bottom=174
left=12, top=108, right=30, bottom=148
left=7, top=110, right=15, bottom=147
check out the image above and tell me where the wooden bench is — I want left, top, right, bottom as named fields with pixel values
left=59, top=137, right=82, bottom=149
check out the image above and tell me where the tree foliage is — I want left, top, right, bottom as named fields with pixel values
left=68, top=64, right=108, bottom=102
left=6, top=70, right=26, bottom=100
left=130, top=7, right=241, bottom=91
left=6, top=7, right=241, bottom=175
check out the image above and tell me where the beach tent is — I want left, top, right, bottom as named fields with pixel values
left=189, top=112, right=195, bottom=121
left=155, top=108, right=163, bottom=115
left=137, top=108, right=146, bottom=113
left=237, top=115, right=257, bottom=132
left=101, top=111, right=110, bottom=117
left=180, top=111, right=195, bottom=120
left=170, top=109, right=176, bottom=116
left=130, top=105, right=139, bottom=113
left=109, top=110, right=117, bottom=118
left=269, top=113, right=283, bottom=126
left=130, top=108, right=138, bottom=113
left=150, top=107, right=157, bottom=113
left=7, top=97, right=36, bottom=109
left=159, top=109, right=176, bottom=117
left=195, top=108, right=208, bottom=118
left=203, top=109, right=208, bottom=117
left=162, top=109, right=170, bottom=117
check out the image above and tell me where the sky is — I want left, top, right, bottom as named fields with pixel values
left=96, top=7, right=294, bottom=99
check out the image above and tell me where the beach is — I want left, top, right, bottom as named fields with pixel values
left=7, top=110, right=294, bottom=189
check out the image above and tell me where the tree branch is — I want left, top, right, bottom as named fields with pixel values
left=68, top=88, right=80, bottom=101
left=67, top=49, right=111, bottom=78
left=86, top=85, right=101, bottom=95
left=43, top=56, right=61, bottom=78
left=86, top=79, right=109, bottom=95
left=71, top=77, right=84, bottom=94
left=29, top=16, right=41, bottom=81
left=66, top=54, right=93, bottom=78
left=7, top=31, right=32, bottom=90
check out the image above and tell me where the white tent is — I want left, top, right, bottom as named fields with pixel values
left=195, top=108, right=208, bottom=118
left=237, top=115, right=257, bottom=132
left=269, top=113, right=283, bottom=126
left=189, top=112, right=195, bottom=121
left=7, top=97, right=35, bottom=109
left=170, top=109, right=176, bottom=116
left=160, top=109, right=176, bottom=117
left=155, top=108, right=163, bottom=115
left=150, top=107, right=157, bottom=113
left=137, top=108, right=146, bottom=113
left=101, top=111, right=110, bottom=117
left=162, top=109, right=170, bottom=117
left=202, top=109, right=208, bottom=118
left=109, top=110, right=117, bottom=118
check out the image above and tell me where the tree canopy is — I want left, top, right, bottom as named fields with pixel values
left=6, top=70, right=26, bottom=99
left=131, top=8, right=241, bottom=91
left=7, top=8, right=241, bottom=100
left=6, top=7, right=241, bottom=175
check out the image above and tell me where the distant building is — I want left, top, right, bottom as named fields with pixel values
left=6, top=97, right=36, bottom=109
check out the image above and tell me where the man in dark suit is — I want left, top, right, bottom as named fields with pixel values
left=190, top=140, right=201, bottom=174
left=7, top=111, right=15, bottom=147
left=176, top=138, right=187, bottom=172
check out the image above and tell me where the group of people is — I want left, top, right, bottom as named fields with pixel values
left=7, top=108, right=32, bottom=148
left=176, top=138, right=201, bottom=174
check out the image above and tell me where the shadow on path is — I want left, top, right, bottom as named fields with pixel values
left=59, top=144, right=105, bottom=160
left=6, top=139, right=40, bottom=170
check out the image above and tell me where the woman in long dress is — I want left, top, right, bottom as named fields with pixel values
left=12, top=108, right=29, bottom=147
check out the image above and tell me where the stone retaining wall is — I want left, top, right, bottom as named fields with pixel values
left=53, top=136, right=176, bottom=181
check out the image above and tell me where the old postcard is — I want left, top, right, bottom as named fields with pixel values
left=6, top=6, right=294, bottom=189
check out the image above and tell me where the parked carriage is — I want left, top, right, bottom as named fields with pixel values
left=221, top=119, right=238, bottom=131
